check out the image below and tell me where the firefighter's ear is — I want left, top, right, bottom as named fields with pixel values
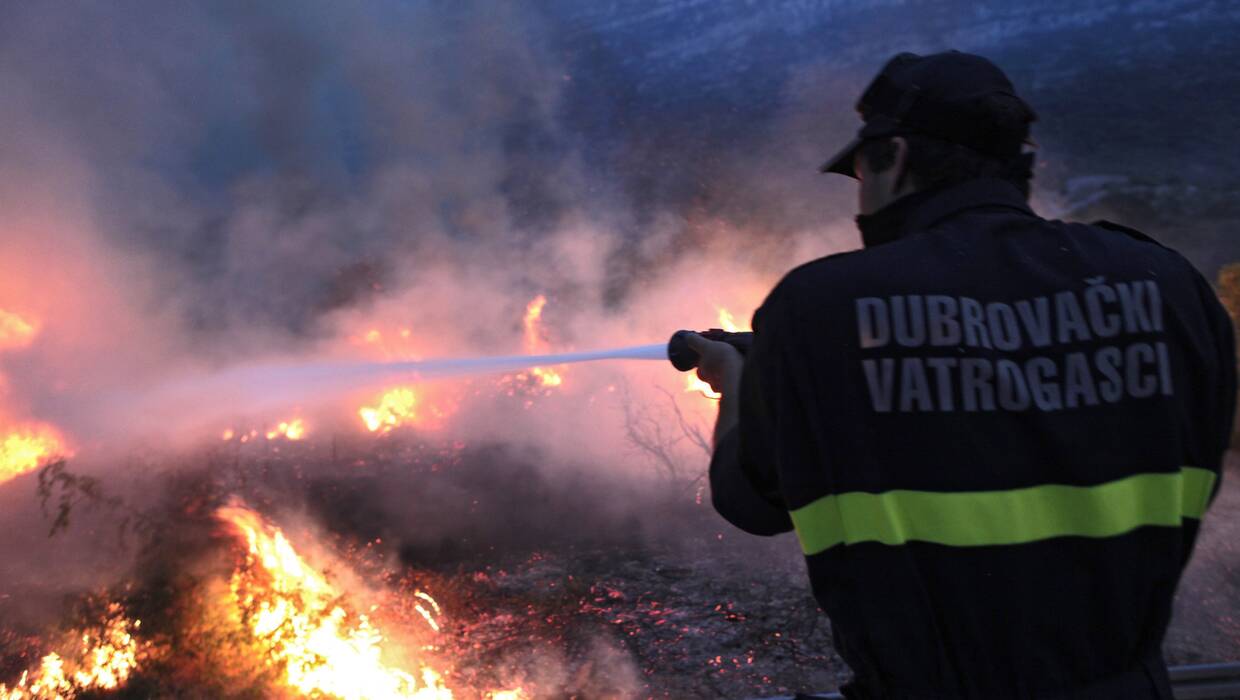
left=892, top=134, right=922, bottom=195
left=891, top=136, right=911, bottom=191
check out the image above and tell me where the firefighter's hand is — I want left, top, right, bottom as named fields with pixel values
left=684, top=332, right=744, bottom=396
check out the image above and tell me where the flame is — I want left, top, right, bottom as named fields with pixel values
left=0, top=604, right=143, bottom=699
left=0, top=422, right=69, bottom=485
left=523, top=295, right=550, bottom=349
left=684, top=375, right=721, bottom=400
left=529, top=366, right=562, bottom=388
left=715, top=306, right=748, bottom=333
left=0, top=309, right=38, bottom=351
left=265, top=418, right=307, bottom=441
left=360, top=387, right=419, bottom=433
left=359, top=385, right=457, bottom=433
left=520, top=295, right=563, bottom=388
left=216, top=502, right=453, bottom=699
left=681, top=306, right=748, bottom=402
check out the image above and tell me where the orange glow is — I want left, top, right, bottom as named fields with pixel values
left=350, top=327, right=424, bottom=362
left=0, top=423, right=69, bottom=485
left=521, top=295, right=563, bottom=388
left=716, top=306, right=748, bottom=332
left=360, top=387, right=419, bottom=433
left=265, top=418, right=306, bottom=441
left=529, top=366, right=562, bottom=388
left=0, top=309, right=38, bottom=351
left=684, top=375, right=721, bottom=400
left=0, top=604, right=143, bottom=699
left=523, top=295, right=549, bottom=340
left=681, top=307, right=748, bottom=403
left=216, top=501, right=453, bottom=699
left=359, top=383, right=456, bottom=433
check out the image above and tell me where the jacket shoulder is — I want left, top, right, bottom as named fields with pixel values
left=1089, top=219, right=1171, bottom=250
left=765, top=249, right=864, bottom=306
left=1084, top=218, right=1206, bottom=278
left=755, top=248, right=883, bottom=331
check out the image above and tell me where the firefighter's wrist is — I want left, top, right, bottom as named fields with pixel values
left=716, top=359, right=743, bottom=397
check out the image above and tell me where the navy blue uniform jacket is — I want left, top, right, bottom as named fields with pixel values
left=711, top=178, right=1237, bottom=699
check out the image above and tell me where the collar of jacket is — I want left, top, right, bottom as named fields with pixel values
left=855, top=177, right=1034, bottom=249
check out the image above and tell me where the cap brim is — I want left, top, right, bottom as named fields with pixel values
left=819, top=136, right=862, bottom=178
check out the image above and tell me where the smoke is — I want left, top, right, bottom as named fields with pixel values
left=0, top=0, right=860, bottom=463
left=0, top=2, right=855, bottom=639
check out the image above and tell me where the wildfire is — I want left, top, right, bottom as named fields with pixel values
left=216, top=501, right=453, bottom=699
left=3, top=501, right=530, bottom=699
left=521, top=295, right=563, bottom=388
left=0, top=309, right=38, bottom=351
left=266, top=418, right=307, bottom=441
left=0, top=604, right=143, bottom=700
left=360, top=386, right=419, bottom=433
left=219, top=419, right=306, bottom=443
left=0, top=422, right=69, bottom=485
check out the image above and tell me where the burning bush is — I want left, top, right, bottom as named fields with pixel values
left=0, top=439, right=848, bottom=699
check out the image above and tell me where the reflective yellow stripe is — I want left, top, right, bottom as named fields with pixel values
left=789, top=467, right=1216, bottom=556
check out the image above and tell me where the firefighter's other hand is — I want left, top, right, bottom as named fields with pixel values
left=684, top=332, right=744, bottom=395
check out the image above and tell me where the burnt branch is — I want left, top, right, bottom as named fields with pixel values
left=618, top=382, right=711, bottom=497
left=655, top=385, right=712, bottom=457
left=36, top=460, right=154, bottom=547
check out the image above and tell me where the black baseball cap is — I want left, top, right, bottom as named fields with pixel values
left=820, top=51, right=1036, bottom=177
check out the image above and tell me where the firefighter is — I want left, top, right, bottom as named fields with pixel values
left=686, top=51, right=1236, bottom=699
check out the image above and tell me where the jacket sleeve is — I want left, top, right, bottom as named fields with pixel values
left=1203, top=274, right=1237, bottom=505
left=709, top=303, right=794, bottom=536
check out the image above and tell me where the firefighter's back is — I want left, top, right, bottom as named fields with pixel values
left=760, top=179, right=1236, bottom=698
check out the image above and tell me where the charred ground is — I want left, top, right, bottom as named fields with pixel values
left=1, top=434, right=1237, bottom=699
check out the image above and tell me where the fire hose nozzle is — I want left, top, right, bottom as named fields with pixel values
left=667, top=329, right=754, bottom=371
